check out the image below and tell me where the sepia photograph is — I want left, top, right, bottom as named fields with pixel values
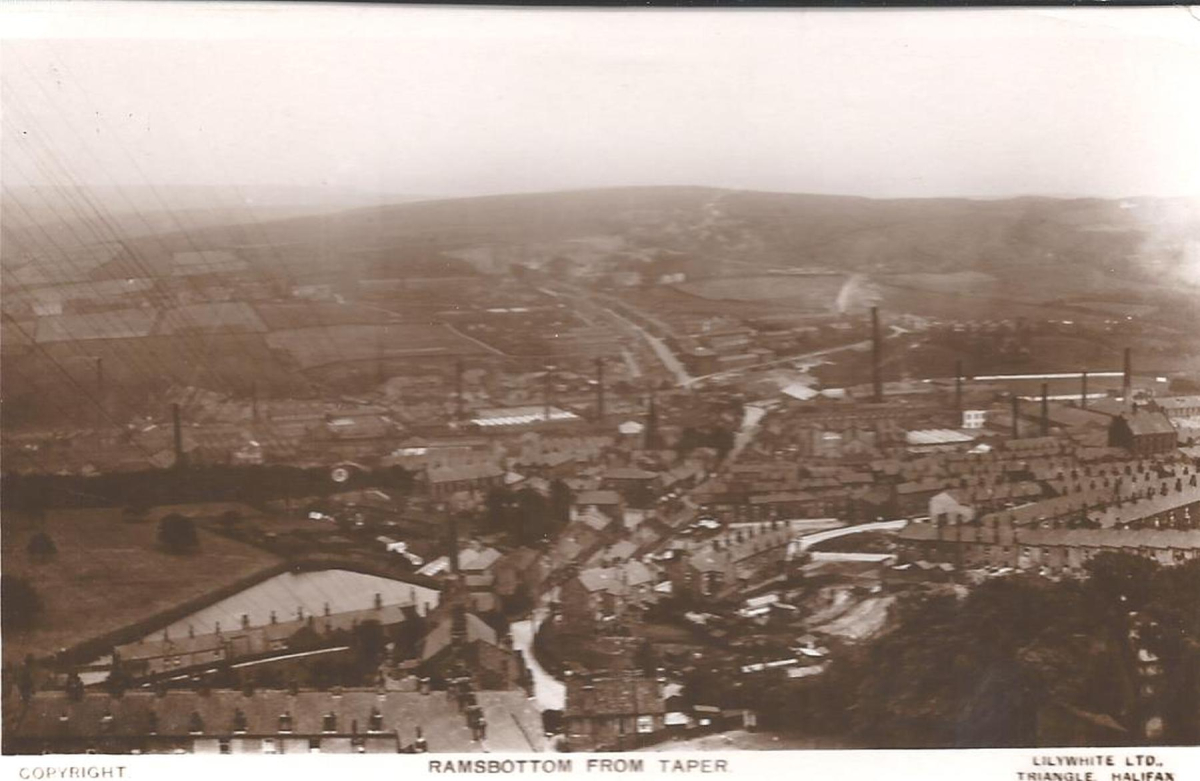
left=1, top=1, right=1199, bottom=764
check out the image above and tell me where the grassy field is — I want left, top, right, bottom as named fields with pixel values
left=1, top=507, right=281, bottom=664
left=253, top=301, right=396, bottom=330
left=2, top=334, right=305, bottom=428
left=265, top=323, right=485, bottom=369
left=880, top=271, right=999, bottom=296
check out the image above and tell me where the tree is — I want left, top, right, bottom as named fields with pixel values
left=287, top=623, right=325, bottom=653
left=0, top=575, right=41, bottom=631
left=351, top=620, right=386, bottom=679
left=26, top=531, right=57, bottom=559
left=107, top=649, right=133, bottom=697
left=549, top=479, right=573, bottom=528
left=1085, top=551, right=1156, bottom=611
left=485, top=486, right=517, bottom=534
left=515, top=487, right=550, bottom=545
left=634, top=640, right=658, bottom=677
left=158, top=514, right=199, bottom=554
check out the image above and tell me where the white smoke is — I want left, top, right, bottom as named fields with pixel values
left=835, top=273, right=883, bottom=314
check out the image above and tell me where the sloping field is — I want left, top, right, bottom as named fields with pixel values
left=676, top=274, right=846, bottom=305
left=34, top=309, right=159, bottom=343
left=158, top=302, right=268, bottom=335
left=151, top=569, right=441, bottom=640
left=1061, top=300, right=1160, bottom=318
left=1, top=508, right=280, bottom=664
left=267, top=323, right=484, bottom=369
left=8, top=333, right=299, bottom=408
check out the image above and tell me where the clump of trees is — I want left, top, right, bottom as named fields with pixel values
left=0, top=463, right=416, bottom=515
left=1, top=575, right=42, bottom=631
left=484, top=480, right=573, bottom=545
left=677, top=426, right=734, bottom=461
left=800, top=554, right=1200, bottom=747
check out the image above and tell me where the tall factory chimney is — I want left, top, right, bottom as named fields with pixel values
left=1081, top=370, right=1089, bottom=409
left=871, top=307, right=883, bottom=403
left=1040, top=382, right=1050, bottom=436
left=172, top=402, right=186, bottom=468
left=455, top=359, right=465, bottom=420
left=954, top=359, right=963, bottom=411
left=644, top=393, right=663, bottom=451
left=1123, top=348, right=1132, bottom=402
left=447, top=508, right=461, bottom=576
left=595, top=357, right=605, bottom=421
left=1010, top=395, right=1020, bottom=440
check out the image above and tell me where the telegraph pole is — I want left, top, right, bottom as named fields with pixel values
left=172, top=402, right=186, bottom=468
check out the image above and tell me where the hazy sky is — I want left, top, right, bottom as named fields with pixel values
left=3, top=3, right=1200, bottom=201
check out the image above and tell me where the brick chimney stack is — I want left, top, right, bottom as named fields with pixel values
left=1123, top=348, right=1132, bottom=401
left=1041, top=383, right=1050, bottom=436
left=955, top=359, right=963, bottom=411
left=871, top=307, right=883, bottom=404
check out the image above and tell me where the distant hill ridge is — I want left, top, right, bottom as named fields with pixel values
left=4, top=186, right=1198, bottom=293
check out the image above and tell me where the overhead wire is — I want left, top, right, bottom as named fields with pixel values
left=4, top=54, right=305, bottom=456
left=28, top=42, right=353, bottom=434
left=2, top=92, right=297, bottom=458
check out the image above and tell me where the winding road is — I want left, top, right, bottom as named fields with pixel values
left=510, top=607, right=565, bottom=711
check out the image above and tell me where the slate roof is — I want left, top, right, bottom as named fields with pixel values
left=576, top=561, right=657, bottom=594
left=419, top=613, right=499, bottom=661
left=899, top=522, right=1200, bottom=550
left=1117, top=411, right=1178, bottom=437
left=120, top=603, right=415, bottom=664
left=577, top=507, right=615, bottom=532
left=575, top=490, right=622, bottom=506
left=427, top=463, right=505, bottom=484
left=1087, top=483, right=1200, bottom=528
left=565, top=677, right=665, bottom=717
left=604, top=467, right=659, bottom=481
left=7, top=689, right=545, bottom=751
left=1156, top=396, right=1200, bottom=413
left=685, top=525, right=796, bottom=572
left=456, top=545, right=502, bottom=572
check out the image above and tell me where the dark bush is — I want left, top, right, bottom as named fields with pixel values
left=158, top=514, right=199, bottom=553
left=1, top=575, right=42, bottom=631
left=26, top=532, right=57, bottom=559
